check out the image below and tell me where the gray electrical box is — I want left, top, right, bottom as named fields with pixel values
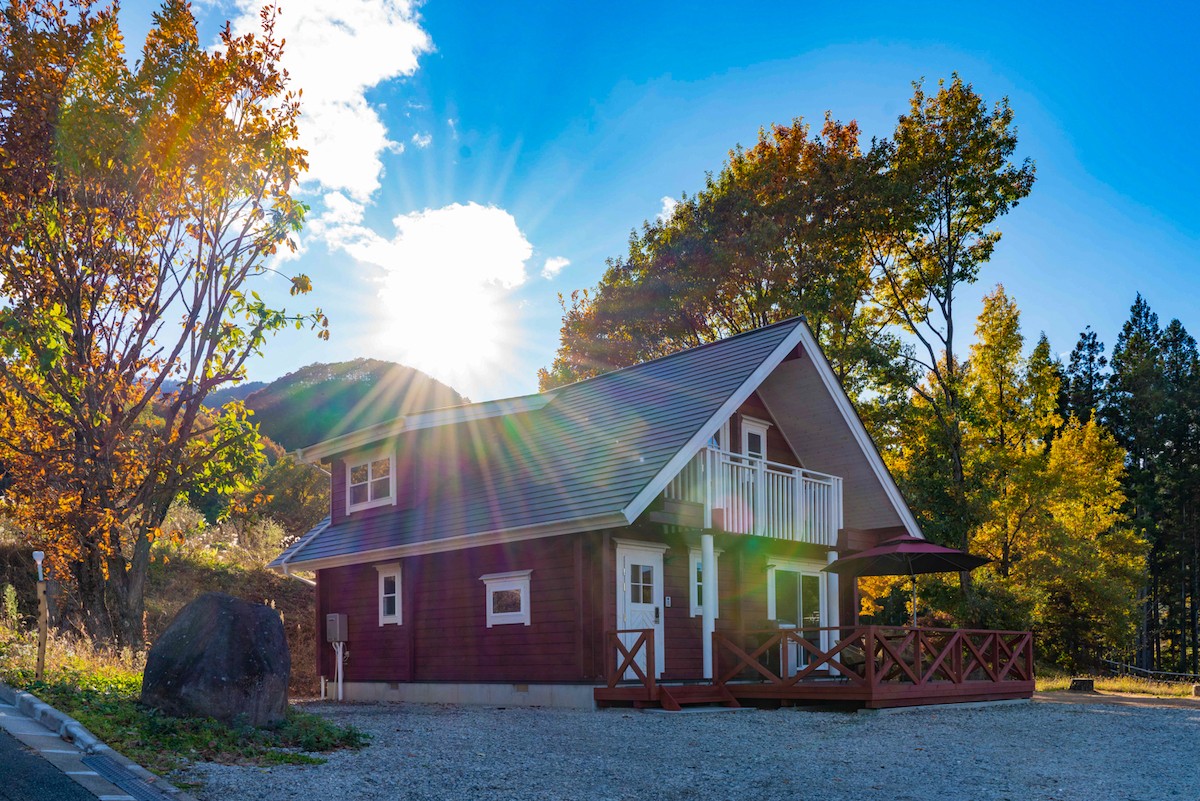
left=326, top=613, right=348, bottom=643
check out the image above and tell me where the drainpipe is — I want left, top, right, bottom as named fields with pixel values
left=702, top=532, right=717, bottom=679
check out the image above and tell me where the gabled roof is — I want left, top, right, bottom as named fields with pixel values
left=271, top=318, right=920, bottom=572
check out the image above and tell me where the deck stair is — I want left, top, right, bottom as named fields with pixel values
left=656, top=684, right=740, bottom=711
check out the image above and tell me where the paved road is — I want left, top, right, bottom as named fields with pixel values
left=0, top=727, right=96, bottom=801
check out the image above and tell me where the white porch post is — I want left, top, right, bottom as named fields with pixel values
left=702, top=532, right=717, bottom=679
left=825, top=549, right=840, bottom=633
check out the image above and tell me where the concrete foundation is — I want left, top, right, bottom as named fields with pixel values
left=330, top=681, right=599, bottom=709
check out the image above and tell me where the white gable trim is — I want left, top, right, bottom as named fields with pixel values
left=621, top=323, right=808, bottom=524
left=792, top=324, right=924, bottom=540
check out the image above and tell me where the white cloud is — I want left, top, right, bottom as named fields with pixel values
left=227, top=0, right=432, bottom=202
left=411, top=132, right=433, bottom=148
left=657, top=195, right=679, bottom=223
left=541, top=256, right=570, bottom=280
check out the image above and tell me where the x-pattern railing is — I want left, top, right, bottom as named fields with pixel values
left=605, top=629, right=657, bottom=694
left=713, top=626, right=1033, bottom=690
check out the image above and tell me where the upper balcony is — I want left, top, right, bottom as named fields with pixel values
left=662, top=445, right=843, bottom=547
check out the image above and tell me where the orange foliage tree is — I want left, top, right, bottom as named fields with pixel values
left=0, top=0, right=325, bottom=646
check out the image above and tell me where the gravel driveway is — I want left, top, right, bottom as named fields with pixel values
left=187, top=697, right=1200, bottom=801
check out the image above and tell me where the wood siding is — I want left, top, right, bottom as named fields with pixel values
left=315, top=524, right=853, bottom=686
left=736, top=393, right=801, bottom=467
left=318, top=534, right=598, bottom=684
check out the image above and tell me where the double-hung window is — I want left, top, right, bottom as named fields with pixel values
left=688, top=547, right=722, bottom=617
left=348, top=451, right=394, bottom=512
left=377, top=563, right=402, bottom=626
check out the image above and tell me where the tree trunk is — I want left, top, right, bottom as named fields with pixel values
left=1192, top=529, right=1199, bottom=676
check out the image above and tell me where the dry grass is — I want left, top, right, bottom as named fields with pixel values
left=1036, top=672, right=1197, bottom=697
left=0, top=542, right=317, bottom=696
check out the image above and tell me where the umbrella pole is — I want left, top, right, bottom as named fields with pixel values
left=911, top=573, right=917, bottom=627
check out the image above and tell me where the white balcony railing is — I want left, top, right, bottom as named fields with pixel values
left=664, top=446, right=843, bottom=547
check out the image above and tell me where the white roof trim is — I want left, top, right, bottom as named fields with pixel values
left=621, top=322, right=807, bottom=524
left=273, top=511, right=630, bottom=572
left=295, top=393, right=551, bottom=463
left=274, top=517, right=330, bottom=572
left=792, top=323, right=925, bottom=540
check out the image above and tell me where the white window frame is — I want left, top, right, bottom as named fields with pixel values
left=480, top=569, right=532, bottom=627
left=376, top=562, right=402, bottom=626
left=688, top=547, right=723, bottom=618
left=346, top=448, right=395, bottom=513
left=765, top=557, right=827, bottom=625
left=741, top=415, right=771, bottom=460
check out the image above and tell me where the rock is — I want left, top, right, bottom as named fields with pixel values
left=1068, top=677, right=1095, bottom=693
left=141, top=592, right=290, bottom=727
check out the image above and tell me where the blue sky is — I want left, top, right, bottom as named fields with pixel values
left=125, top=0, right=1200, bottom=401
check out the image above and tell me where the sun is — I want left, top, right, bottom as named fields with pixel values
left=375, top=276, right=514, bottom=399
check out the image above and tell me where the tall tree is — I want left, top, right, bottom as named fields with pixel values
left=1104, top=294, right=1165, bottom=668
left=1065, top=326, right=1108, bottom=422
left=963, top=287, right=1061, bottom=579
left=1157, top=319, right=1200, bottom=673
left=0, top=0, right=324, bottom=645
left=539, top=117, right=902, bottom=399
left=872, top=74, right=1036, bottom=561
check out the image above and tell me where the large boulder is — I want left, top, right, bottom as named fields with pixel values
left=141, top=592, right=290, bottom=727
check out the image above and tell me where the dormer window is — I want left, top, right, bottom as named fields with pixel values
left=347, top=450, right=394, bottom=512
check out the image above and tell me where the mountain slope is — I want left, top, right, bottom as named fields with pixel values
left=240, top=360, right=467, bottom=451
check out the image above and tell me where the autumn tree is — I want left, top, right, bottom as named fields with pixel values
left=539, top=117, right=904, bottom=400
left=871, top=75, right=1036, bottom=562
left=964, top=287, right=1061, bottom=579
left=0, top=0, right=324, bottom=646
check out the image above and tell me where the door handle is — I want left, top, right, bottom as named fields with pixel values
left=654, top=606, right=660, bottom=623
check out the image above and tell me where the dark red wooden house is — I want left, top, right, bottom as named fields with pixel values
left=270, top=318, right=1032, bottom=709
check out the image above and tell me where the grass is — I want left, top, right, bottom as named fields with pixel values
left=1036, top=670, right=1197, bottom=697
left=0, top=627, right=367, bottom=779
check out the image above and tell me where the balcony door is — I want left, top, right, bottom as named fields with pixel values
left=741, top=418, right=769, bottom=461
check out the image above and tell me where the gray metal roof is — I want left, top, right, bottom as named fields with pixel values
left=271, top=318, right=805, bottom=569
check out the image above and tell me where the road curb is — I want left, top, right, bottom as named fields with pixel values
left=0, top=680, right=199, bottom=799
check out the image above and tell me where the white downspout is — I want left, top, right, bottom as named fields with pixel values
left=701, top=532, right=717, bottom=680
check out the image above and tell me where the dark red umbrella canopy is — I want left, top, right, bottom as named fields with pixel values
left=823, top=536, right=990, bottom=578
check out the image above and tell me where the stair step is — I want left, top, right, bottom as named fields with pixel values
left=658, top=685, right=740, bottom=709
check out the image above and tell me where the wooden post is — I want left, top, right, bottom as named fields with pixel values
left=35, top=580, right=47, bottom=681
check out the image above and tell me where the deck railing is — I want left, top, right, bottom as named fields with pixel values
left=604, top=628, right=657, bottom=692
left=664, top=446, right=842, bottom=546
left=712, top=626, right=1034, bottom=692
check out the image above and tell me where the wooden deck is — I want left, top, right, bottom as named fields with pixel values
left=594, top=625, right=1034, bottom=710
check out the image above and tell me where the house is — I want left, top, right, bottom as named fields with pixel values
left=270, top=318, right=1032, bottom=709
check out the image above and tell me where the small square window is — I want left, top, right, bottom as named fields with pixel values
left=377, top=563, right=401, bottom=626
left=480, top=570, right=532, bottom=627
left=492, top=589, right=522, bottom=614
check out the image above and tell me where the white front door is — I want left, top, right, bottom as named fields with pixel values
left=615, top=542, right=666, bottom=679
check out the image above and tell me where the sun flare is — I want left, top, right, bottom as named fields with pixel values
left=375, top=274, right=515, bottom=399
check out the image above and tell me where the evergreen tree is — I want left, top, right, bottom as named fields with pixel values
left=1065, top=326, right=1108, bottom=422
left=1105, top=294, right=1166, bottom=669
left=1157, top=319, right=1200, bottom=673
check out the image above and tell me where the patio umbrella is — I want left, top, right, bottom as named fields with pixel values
left=823, top=536, right=990, bottom=625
